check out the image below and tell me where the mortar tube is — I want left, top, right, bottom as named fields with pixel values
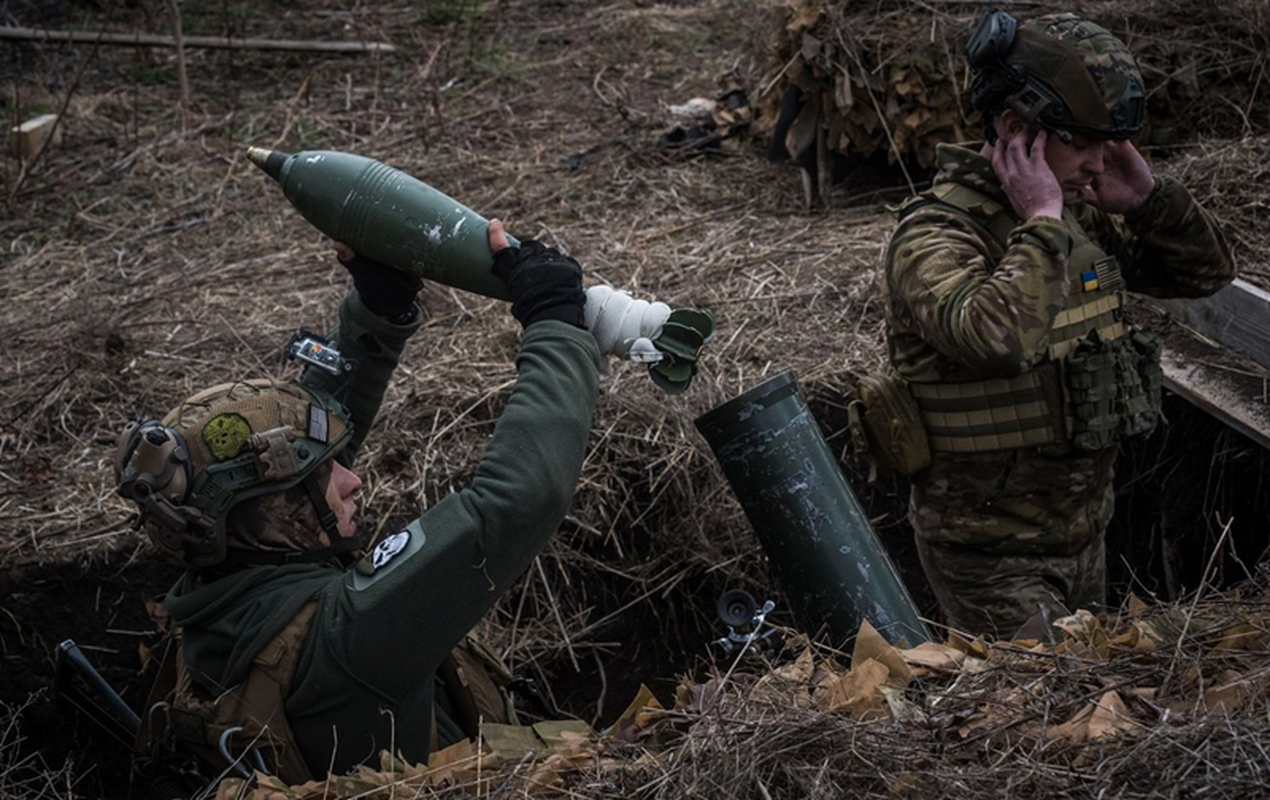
left=695, top=370, right=930, bottom=648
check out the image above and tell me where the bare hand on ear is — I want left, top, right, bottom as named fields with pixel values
left=991, top=129, right=1064, bottom=221
left=1080, top=140, right=1155, bottom=214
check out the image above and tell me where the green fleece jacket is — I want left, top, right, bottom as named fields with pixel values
left=165, top=290, right=601, bottom=776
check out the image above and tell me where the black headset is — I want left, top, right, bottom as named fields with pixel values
left=966, top=10, right=1144, bottom=145
left=967, top=10, right=1073, bottom=144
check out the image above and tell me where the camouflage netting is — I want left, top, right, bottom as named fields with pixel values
left=761, top=0, right=1270, bottom=178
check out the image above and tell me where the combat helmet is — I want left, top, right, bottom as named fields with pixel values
left=967, top=10, right=1145, bottom=142
left=114, top=379, right=353, bottom=568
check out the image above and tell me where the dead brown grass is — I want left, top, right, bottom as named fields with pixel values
left=2, top=1, right=1269, bottom=798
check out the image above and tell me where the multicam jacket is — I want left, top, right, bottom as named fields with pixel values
left=884, top=143, right=1234, bottom=555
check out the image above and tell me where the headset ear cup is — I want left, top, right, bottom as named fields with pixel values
left=966, top=9, right=1018, bottom=69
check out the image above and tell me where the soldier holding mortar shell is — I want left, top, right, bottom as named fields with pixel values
left=113, top=221, right=600, bottom=782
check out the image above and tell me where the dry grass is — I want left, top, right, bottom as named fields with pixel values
left=2, top=1, right=1269, bottom=798
left=0, top=695, right=76, bottom=800
left=1167, top=134, right=1270, bottom=288
left=209, top=578, right=1270, bottom=800
left=601, top=579, right=1270, bottom=800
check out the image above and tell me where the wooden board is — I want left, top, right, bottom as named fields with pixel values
left=1159, top=343, right=1270, bottom=452
left=1155, top=279, right=1270, bottom=370
left=8, top=113, right=60, bottom=160
left=0, top=26, right=395, bottom=53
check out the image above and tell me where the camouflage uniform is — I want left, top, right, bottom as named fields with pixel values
left=884, top=143, right=1234, bottom=636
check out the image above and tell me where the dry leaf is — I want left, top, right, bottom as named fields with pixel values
left=1209, top=621, right=1268, bottom=652
left=817, top=657, right=889, bottom=719
left=1049, top=691, right=1138, bottom=745
left=1108, top=621, right=1161, bottom=653
left=615, top=684, right=663, bottom=725
left=144, top=597, right=169, bottom=633
left=900, top=642, right=965, bottom=672
left=772, top=645, right=816, bottom=684
left=946, top=632, right=989, bottom=659
left=427, top=738, right=480, bottom=785
left=1087, top=691, right=1139, bottom=740
left=852, top=618, right=912, bottom=688
left=1202, top=670, right=1270, bottom=714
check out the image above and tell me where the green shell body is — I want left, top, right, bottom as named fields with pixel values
left=276, top=150, right=515, bottom=301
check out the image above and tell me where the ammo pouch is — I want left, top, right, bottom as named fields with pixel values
left=435, top=634, right=518, bottom=739
left=1063, top=328, right=1163, bottom=452
left=902, top=326, right=1164, bottom=457
left=848, top=368, right=932, bottom=478
left=135, top=600, right=320, bottom=786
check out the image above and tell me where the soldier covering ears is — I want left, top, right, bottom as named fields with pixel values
left=878, top=11, right=1235, bottom=636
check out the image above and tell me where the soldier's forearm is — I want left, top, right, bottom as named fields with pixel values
left=450, top=322, right=600, bottom=587
left=301, top=290, right=422, bottom=463
left=1121, top=176, right=1236, bottom=298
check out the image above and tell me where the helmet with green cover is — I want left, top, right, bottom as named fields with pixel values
left=113, top=379, right=353, bottom=568
left=967, top=10, right=1145, bottom=143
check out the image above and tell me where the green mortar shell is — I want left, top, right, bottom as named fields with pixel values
left=695, top=371, right=930, bottom=648
left=249, top=147, right=514, bottom=301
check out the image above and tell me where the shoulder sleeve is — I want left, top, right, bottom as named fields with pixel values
left=312, top=321, right=600, bottom=699
left=887, top=206, right=1073, bottom=375
left=1074, top=177, right=1236, bottom=299
left=300, top=290, right=423, bottom=463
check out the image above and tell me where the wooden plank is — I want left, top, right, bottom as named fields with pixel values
left=0, top=26, right=395, bottom=54
left=1160, top=350, right=1270, bottom=451
left=8, top=113, right=61, bottom=159
left=1155, top=279, right=1270, bottom=370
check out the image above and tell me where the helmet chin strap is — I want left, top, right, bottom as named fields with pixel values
left=301, top=469, right=342, bottom=541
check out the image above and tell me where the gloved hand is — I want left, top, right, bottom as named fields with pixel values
left=333, top=242, right=422, bottom=322
left=489, top=221, right=586, bottom=330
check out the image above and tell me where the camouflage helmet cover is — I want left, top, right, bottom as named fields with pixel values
left=114, top=379, right=351, bottom=567
left=969, top=11, right=1145, bottom=139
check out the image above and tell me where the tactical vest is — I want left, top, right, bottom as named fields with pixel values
left=894, top=183, right=1162, bottom=455
left=139, top=600, right=519, bottom=787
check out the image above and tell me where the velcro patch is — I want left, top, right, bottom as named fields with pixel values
left=371, top=530, right=410, bottom=569
left=307, top=404, right=329, bottom=444
left=1092, top=256, right=1123, bottom=291
left=203, top=413, right=252, bottom=460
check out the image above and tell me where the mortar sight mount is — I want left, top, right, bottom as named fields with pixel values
left=714, top=589, right=782, bottom=655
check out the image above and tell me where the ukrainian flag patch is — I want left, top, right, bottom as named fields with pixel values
left=1081, top=270, right=1100, bottom=292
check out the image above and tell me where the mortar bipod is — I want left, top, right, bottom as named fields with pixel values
left=714, top=589, right=782, bottom=655
left=217, top=726, right=270, bottom=779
